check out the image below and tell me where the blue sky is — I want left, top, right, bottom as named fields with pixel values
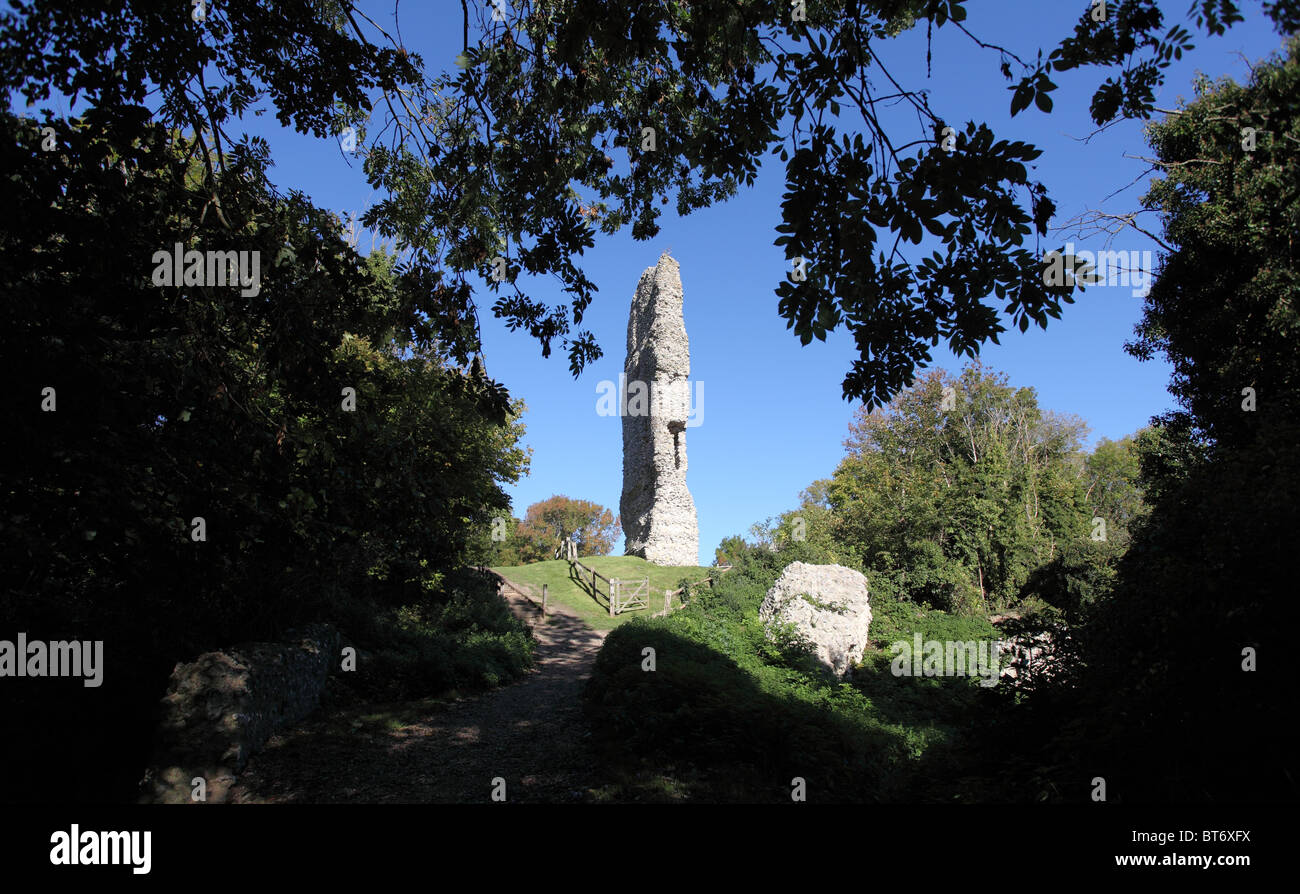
left=43, top=1, right=1287, bottom=566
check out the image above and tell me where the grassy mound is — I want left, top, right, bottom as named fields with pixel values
left=490, top=556, right=711, bottom=630
left=582, top=544, right=1005, bottom=802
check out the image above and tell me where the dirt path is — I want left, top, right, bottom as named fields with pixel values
left=229, top=582, right=609, bottom=803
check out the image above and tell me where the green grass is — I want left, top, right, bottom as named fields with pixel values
left=490, top=556, right=712, bottom=630
left=582, top=544, right=1011, bottom=801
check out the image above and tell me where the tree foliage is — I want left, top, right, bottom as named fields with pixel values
left=1128, top=38, right=1300, bottom=450
left=826, top=363, right=1096, bottom=611
left=517, top=494, right=622, bottom=562
left=0, top=105, right=530, bottom=800
left=3, top=0, right=1291, bottom=407
left=1034, top=38, right=1300, bottom=801
left=726, top=362, right=1146, bottom=617
left=1081, top=431, right=1151, bottom=548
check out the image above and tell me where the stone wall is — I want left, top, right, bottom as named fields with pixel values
left=139, top=624, right=340, bottom=803
left=620, top=252, right=699, bottom=566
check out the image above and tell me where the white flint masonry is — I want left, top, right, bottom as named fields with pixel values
left=620, top=252, right=699, bottom=566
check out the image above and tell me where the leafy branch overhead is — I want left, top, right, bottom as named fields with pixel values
left=3, top=0, right=1293, bottom=406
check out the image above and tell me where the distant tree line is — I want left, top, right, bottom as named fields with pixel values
left=475, top=495, right=621, bottom=566
left=731, top=361, right=1148, bottom=618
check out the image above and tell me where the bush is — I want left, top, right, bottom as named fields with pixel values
left=868, top=595, right=998, bottom=650
left=586, top=615, right=919, bottom=801
left=1017, top=540, right=1120, bottom=619
left=584, top=540, right=995, bottom=801
left=332, top=568, right=534, bottom=703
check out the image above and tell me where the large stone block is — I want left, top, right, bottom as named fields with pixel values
left=139, top=624, right=339, bottom=803
left=760, top=562, right=872, bottom=677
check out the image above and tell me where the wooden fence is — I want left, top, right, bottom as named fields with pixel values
left=570, top=559, right=651, bottom=616
left=562, top=560, right=736, bottom=617
left=654, top=565, right=734, bottom=617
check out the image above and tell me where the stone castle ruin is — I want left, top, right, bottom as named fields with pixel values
left=620, top=252, right=699, bottom=566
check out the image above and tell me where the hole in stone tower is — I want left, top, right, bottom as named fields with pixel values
left=668, top=420, right=685, bottom=469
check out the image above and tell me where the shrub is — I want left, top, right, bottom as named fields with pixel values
left=584, top=541, right=992, bottom=801
left=333, top=568, right=534, bottom=703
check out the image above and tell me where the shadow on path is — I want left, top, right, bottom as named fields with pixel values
left=230, top=582, right=608, bottom=804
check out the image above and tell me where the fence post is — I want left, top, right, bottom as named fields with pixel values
left=542, top=583, right=548, bottom=618
left=665, top=589, right=671, bottom=615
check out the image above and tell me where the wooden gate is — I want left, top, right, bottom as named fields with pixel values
left=609, top=577, right=649, bottom=615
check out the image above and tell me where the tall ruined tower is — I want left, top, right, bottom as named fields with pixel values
left=620, top=252, right=699, bottom=566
